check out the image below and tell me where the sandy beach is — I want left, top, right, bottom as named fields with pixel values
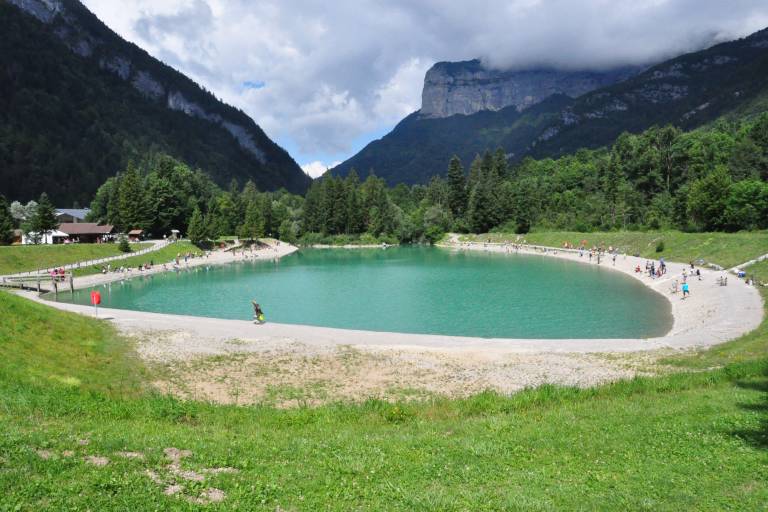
left=21, top=239, right=764, bottom=406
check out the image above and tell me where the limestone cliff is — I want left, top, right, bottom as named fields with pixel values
left=421, top=59, right=638, bottom=118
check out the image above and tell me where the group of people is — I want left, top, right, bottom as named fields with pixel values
left=49, top=267, right=67, bottom=282
left=100, top=260, right=156, bottom=274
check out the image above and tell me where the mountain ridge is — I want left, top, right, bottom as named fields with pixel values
left=1, top=0, right=310, bottom=203
left=330, top=26, right=768, bottom=186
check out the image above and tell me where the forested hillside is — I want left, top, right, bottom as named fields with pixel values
left=0, top=1, right=310, bottom=205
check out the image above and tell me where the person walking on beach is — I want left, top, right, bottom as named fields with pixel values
left=252, top=300, right=265, bottom=324
left=682, top=282, right=690, bottom=299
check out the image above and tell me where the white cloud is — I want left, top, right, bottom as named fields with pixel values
left=301, top=160, right=341, bottom=178
left=81, top=0, right=768, bottom=164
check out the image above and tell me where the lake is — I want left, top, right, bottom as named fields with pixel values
left=53, top=247, right=673, bottom=339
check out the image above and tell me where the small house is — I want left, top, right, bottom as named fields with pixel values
left=128, top=229, right=144, bottom=242
left=22, top=229, right=68, bottom=245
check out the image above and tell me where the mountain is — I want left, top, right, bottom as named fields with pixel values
left=1, top=0, right=311, bottom=205
left=331, top=28, right=768, bottom=185
left=421, top=59, right=639, bottom=118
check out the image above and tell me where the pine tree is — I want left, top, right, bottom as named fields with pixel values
left=239, top=201, right=265, bottom=240
left=0, top=195, right=14, bottom=245
left=118, top=165, right=147, bottom=231
left=446, top=156, right=467, bottom=217
left=492, top=148, right=508, bottom=179
left=187, top=206, right=207, bottom=245
left=28, top=192, right=57, bottom=244
left=344, top=169, right=362, bottom=234
left=117, top=235, right=132, bottom=253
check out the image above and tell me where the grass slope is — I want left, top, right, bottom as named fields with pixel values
left=459, top=230, right=768, bottom=269
left=71, top=241, right=200, bottom=276
left=0, top=234, right=767, bottom=509
left=0, top=243, right=151, bottom=275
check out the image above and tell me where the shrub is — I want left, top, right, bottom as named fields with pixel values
left=655, top=240, right=665, bottom=253
left=117, top=235, right=131, bottom=253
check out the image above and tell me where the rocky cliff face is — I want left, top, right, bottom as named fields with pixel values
left=421, top=59, right=639, bottom=118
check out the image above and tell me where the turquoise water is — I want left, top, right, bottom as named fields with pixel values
left=53, top=247, right=672, bottom=339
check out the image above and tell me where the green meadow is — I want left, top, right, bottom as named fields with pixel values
left=0, top=242, right=151, bottom=275
left=0, top=234, right=766, bottom=510
left=459, top=231, right=768, bottom=269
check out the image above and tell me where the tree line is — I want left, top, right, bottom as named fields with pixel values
left=1, top=113, right=767, bottom=247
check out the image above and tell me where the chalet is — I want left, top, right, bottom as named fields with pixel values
left=57, top=223, right=115, bottom=244
left=55, top=208, right=90, bottom=224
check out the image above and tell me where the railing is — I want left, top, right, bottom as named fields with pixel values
left=1, top=239, right=175, bottom=279
left=1, top=271, right=74, bottom=294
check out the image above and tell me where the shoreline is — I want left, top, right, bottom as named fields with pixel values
left=27, top=239, right=763, bottom=354
left=42, top=240, right=298, bottom=293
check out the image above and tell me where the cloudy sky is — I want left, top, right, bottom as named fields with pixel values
left=82, top=0, right=768, bottom=177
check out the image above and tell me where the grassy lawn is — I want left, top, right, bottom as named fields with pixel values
left=0, top=243, right=151, bottom=275
left=458, top=231, right=768, bottom=269
left=72, top=241, right=201, bottom=276
left=0, top=233, right=766, bottom=509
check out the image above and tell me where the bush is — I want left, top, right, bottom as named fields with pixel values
left=358, top=233, right=379, bottom=245
left=117, top=235, right=131, bottom=253
left=655, top=239, right=665, bottom=253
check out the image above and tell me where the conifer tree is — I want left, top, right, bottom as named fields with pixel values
left=446, top=156, right=467, bottom=217
left=28, top=192, right=57, bottom=244
left=492, top=148, right=508, bottom=179
left=187, top=206, right=207, bottom=245
left=239, top=201, right=265, bottom=240
left=0, top=195, right=14, bottom=245
left=118, top=165, right=147, bottom=230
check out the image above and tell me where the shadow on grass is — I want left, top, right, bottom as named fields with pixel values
left=732, top=369, right=768, bottom=449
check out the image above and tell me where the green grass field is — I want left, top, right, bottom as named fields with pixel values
left=1, top=232, right=767, bottom=509
left=71, top=241, right=201, bottom=276
left=0, top=243, right=151, bottom=275
left=458, top=231, right=768, bottom=269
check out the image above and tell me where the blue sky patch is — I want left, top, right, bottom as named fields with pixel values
left=242, top=80, right=266, bottom=90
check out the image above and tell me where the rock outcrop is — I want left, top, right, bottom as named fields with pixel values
left=420, top=59, right=639, bottom=118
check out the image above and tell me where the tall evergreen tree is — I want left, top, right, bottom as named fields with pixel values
left=0, top=195, right=14, bottom=245
left=492, top=148, right=508, bottom=179
left=239, top=201, right=265, bottom=240
left=446, top=156, right=467, bottom=217
left=28, top=192, right=58, bottom=244
left=118, top=165, right=148, bottom=230
left=187, top=206, right=207, bottom=245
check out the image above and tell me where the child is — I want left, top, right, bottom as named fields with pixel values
left=252, top=300, right=265, bottom=324
left=682, top=282, right=690, bottom=299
